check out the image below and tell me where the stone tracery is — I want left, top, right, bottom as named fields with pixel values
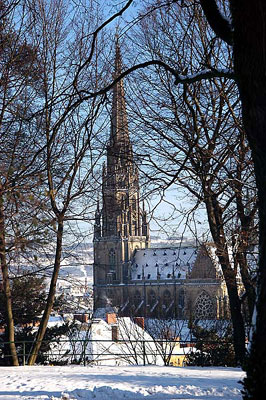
left=194, top=291, right=215, bottom=319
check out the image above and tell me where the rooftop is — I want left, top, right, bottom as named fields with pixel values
left=131, top=246, right=197, bottom=281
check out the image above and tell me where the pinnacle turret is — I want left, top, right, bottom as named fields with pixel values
left=94, top=197, right=101, bottom=240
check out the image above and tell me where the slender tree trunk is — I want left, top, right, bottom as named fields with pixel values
left=27, top=217, right=64, bottom=365
left=0, top=190, right=19, bottom=366
left=205, top=193, right=246, bottom=365
left=235, top=250, right=255, bottom=322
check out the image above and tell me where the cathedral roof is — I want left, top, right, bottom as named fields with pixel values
left=131, top=247, right=197, bottom=281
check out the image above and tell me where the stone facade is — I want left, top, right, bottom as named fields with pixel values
left=93, top=40, right=229, bottom=320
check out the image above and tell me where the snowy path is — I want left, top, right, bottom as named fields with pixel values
left=0, top=364, right=245, bottom=399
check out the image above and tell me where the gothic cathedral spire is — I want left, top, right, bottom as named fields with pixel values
left=110, top=37, right=130, bottom=146
left=93, top=38, right=150, bottom=311
left=101, top=38, right=140, bottom=238
left=93, top=38, right=149, bottom=241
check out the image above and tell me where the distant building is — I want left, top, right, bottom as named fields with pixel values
left=93, top=40, right=230, bottom=320
left=88, top=314, right=161, bottom=365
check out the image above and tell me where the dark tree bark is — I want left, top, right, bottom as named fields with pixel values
left=232, top=2, right=266, bottom=397
left=233, top=135, right=256, bottom=322
left=200, top=0, right=266, bottom=396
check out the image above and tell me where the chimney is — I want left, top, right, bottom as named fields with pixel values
left=134, top=317, right=145, bottom=329
left=112, top=325, right=118, bottom=342
left=74, top=314, right=89, bottom=323
left=106, top=312, right=117, bottom=324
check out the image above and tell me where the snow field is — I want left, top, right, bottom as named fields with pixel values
left=0, top=364, right=245, bottom=400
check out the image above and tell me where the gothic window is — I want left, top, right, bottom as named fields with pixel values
left=148, top=290, right=156, bottom=306
left=163, top=289, right=171, bottom=308
left=133, top=290, right=141, bottom=307
left=194, top=292, right=215, bottom=319
left=107, top=273, right=113, bottom=284
left=109, top=249, right=116, bottom=272
left=132, top=197, right=137, bottom=211
left=178, top=289, right=185, bottom=308
left=121, top=194, right=126, bottom=209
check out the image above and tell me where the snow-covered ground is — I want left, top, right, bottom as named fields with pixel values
left=0, top=364, right=245, bottom=399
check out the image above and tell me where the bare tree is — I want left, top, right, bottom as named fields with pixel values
left=119, top=3, right=256, bottom=364
left=24, top=0, right=107, bottom=365
left=0, top=0, right=136, bottom=366
left=145, top=318, right=190, bottom=366
left=0, top=0, right=49, bottom=365
left=123, top=0, right=266, bottom=392
left=192, top=0, right=266, bottom=395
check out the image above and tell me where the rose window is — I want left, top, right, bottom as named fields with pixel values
left=194, top=292, right=215, bottom=319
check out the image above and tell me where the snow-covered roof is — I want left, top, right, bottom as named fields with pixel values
left=131, top=247, right=197, bottom=281
left=47, top=315, right=65, bottom=327
left=145, top=318, right=192, bottom=341
left=87, top=316, right=162, bottom=365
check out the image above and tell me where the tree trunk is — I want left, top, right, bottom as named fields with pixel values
left=0, top=190, right=19, bottom=366
left=240, top=90, right=266, bottom=396
left=235, top=250, right=255, bottom=322
left=231, top=1, right=266, bottom=396
left=205, top=193, right=246, bottom=365
left=27, top=217, right=64, bottom=365
left=219, top=263, right=246, bottom=365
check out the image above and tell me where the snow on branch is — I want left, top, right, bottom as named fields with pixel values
left=84, top=60, right=235, bottom=99
left=173, top=68, right=235, bottom=85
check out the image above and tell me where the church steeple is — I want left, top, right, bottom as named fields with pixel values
left=101, top=38, right=139, bottom=238
left=93, top=38, right=150, bottom=309
left=107, top=37, right=133, bottom=173
left=110, top=37, right=129, bottom=146
left=93, top=38, right=150, bottom=242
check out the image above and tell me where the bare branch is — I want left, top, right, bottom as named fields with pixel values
left=83, top=61, right=235, bottom=99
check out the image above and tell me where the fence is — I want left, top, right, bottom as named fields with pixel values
left=0, top=337, right=235, bottom=367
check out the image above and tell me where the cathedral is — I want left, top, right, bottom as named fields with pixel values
left=93, top=41, right=230, bottom=320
